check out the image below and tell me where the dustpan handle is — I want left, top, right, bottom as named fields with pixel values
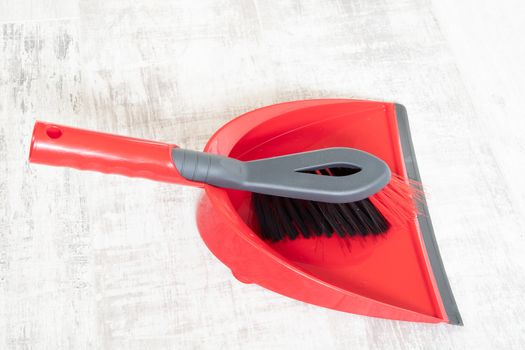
left=29, top=121, right=202, bottom=187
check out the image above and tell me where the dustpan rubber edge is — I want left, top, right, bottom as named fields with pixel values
left=395, top=103, right=463, bottom=326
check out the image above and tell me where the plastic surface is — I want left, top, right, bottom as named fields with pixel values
left=197, top=99, right=456, bottom=324
left=172, top=147, right=390, bottom=203
left=30, top=121, right=389, bottom=203
left=29, top=100, right=459, bottom=324
left=29, top=121, right=198, bottom=187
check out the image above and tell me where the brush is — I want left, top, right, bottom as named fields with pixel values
left=29, top=122, right=419, bottom=242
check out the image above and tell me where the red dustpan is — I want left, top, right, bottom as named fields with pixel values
left=196, top=99, right=462, bottom=325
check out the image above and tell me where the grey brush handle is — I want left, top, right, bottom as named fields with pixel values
left=171, top=147, right=390, bottom=203
left=170, top=148, right=248, bottom=190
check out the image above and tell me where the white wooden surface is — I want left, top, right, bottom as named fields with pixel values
left=1, top=0, right=525, bottom=349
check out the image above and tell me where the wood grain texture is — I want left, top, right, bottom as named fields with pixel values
left=1, top=0, right=524, bottom=349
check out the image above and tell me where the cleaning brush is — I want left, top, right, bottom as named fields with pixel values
left=29, top=122, right=419, bottom=242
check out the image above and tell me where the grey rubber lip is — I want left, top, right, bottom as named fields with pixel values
left=171, top=147, right=391, bottom=203
left=395, top=103, right=463, bottom=326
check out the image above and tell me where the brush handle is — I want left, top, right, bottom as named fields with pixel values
left=30, top=121, right=391, bottom=203
left=29, top=121, right=202, bottom=187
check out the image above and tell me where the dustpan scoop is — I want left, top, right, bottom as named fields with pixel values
left=195, top=99, right=462, bottom=325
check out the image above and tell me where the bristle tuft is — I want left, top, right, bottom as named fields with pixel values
left=369, top=173, right=420, bottom=226
left=252, top=173, right=421, bottom=242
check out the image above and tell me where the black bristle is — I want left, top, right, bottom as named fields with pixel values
left=251, top=193, right=273, bottom=241
left=348, top=201, right=375, bottom=235
left=252, top=193, right=391, bottom=242
left=336, top=203, right=360, bottom=236
left=315, top=202, right=338, bottom=237
left=303, top=199, right=330, bottom=236
left=274, top=197, right=300, bottom=240
left=318, top=202, right=349, bottom=238
left=359, top=198, right=389, bottom=234
left=282, top=198, right=309, bottom=235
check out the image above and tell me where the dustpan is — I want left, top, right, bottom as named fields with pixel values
left=196, top=99, right=462, bottom=325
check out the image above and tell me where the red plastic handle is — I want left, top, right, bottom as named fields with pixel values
left=29, top=121, right=202, bottom=187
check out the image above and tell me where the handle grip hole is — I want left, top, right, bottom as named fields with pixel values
left=46, top=126, right=62, bottom=139
left=297, top=165, right=361, bottom=177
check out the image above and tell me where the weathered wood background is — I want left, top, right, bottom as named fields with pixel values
left=1, top=0, right=525, bottom=349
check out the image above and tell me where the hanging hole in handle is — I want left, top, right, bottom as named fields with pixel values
left=46, top=126, right=62, bottom=139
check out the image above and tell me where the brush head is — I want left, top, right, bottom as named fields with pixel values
left=252, top=174, right=419, bottom=242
